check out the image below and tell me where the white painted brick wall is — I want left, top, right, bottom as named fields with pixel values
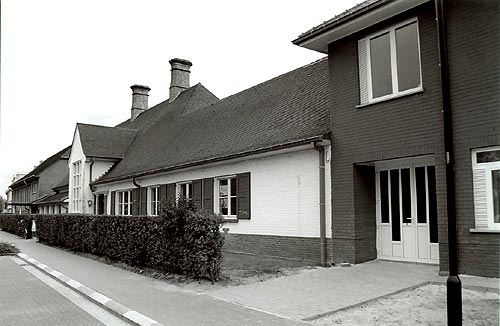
left=95, top=145, right=332, bottom=238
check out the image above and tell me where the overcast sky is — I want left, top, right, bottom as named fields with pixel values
left=0, top=0, right=360, bottom=195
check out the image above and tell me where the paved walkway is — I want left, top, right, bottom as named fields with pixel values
left=0, top=231, right=307, bottom=326
left=1, top=230, right=497, bottom=324
left=208, top=260, right=444, bottom=320
left=0, top=256, right=112, bottom=326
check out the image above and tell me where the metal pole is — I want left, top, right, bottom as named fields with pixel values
left=435, top=0, right=462, bottom=324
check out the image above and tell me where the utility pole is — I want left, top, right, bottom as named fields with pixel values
left=435, top=0, right=462, bottom=324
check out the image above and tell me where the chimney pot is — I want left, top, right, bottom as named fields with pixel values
left=130, top=84, right=151, bottom=121
left=169, top=58, right=192, bottom=102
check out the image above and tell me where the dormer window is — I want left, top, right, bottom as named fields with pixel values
left=358, top=19, right=422, bottom=105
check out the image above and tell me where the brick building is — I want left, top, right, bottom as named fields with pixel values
left=293, top=0, right=499, bottom=277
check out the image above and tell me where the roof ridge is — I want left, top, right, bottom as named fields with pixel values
left=78, top=122, right=138, bottom=132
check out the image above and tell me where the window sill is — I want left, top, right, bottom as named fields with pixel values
left=356, top=88, right=424, bottom=109
left=223, top=217, right=239, bottom=223
left=469, top=228, right=500, bottom=234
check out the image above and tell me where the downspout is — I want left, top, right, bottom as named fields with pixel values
left=314, top=142, right=327, bottom=267
left=89, top=158, right=95, bottom=214
left=435, top=0, right=462, bottom=324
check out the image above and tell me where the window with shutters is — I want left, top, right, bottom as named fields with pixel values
left=472, top=147, right=500, bottom=231
left=216, top=177, right=237, bottom=217
left=177, top=182, right=193, bottom=204
left=149, top=186, right=159, bottom=215
left=117, top=190, right=132, bottom=216
left=358, top=19, right=422, bottom=105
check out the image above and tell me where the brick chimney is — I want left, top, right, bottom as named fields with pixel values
left=130, top=84, right=151, bottom=121
left=169, top=58, right=192, bottom=102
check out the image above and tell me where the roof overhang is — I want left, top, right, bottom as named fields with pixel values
left=92, top=134, right=329, bottom=186
left=293, top=0, right=431, bottom=53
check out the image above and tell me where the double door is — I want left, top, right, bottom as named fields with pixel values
left=376, top=159, right=439, bottom=263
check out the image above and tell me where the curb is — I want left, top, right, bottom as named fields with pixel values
left=17, top=252, right=165, bottom=326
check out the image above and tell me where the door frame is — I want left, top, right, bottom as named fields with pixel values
left=375, top=155, right=439, bottom=264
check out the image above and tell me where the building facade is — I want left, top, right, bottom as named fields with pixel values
left=294, top=0, right=499, bottom=277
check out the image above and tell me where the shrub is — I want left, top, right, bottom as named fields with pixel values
left=0, top=242, right=20, bottom=256
left=0, top=214, right=33, bottom=238
left=0, top=201, right=225, bottom=281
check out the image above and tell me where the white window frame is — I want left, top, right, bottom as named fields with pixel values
left=471, top=146, right=500, bottom=231
left=176, top=182, right=193, bottom=204
left=215, top=176, right=237, bottom=217
left=364, top=18, right=423, bottom=104
left=72, top=160, right=82, bottom=212
left=148, top=186, right=159, bottom=216
left=117, top=190, right=132, bottom=216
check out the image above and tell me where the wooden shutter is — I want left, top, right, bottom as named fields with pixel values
left=237, top=172, right=251, bottom=219
left=140, top=187, right=148, bottom=215
left=131, top=188, right=139, bottom=215
left=110, top=191, right=116, bottom=215
left=202, top=178, right=214, bottom=212
left=166, top=183, right=176, bottom=203
left=472, top=166, right=489, bottom=228
left=159, top=184, right=167, bottom=208
left=192, top=179, right=202, bottom=209
left=358, top=38, right=369, bottom=105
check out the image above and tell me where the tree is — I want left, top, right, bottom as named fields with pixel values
left=0, top=195, right=5, bottom=213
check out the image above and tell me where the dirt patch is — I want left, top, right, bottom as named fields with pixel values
left=312, top=284, right=499, bottom=326
left=72, top=249, right=315, bottom=291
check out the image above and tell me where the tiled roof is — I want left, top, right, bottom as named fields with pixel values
left=10, top=146, right=71, bottom=189
left=293, top=0, right=390, bottom=45
left=77, top=124, right=138, bottom=159
left=95, top=57, right=330, bottom=184
left=32, top=192, right=68, bottom=205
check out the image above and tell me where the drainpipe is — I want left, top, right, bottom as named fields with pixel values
left=435, top=0, right=462, bottom=324
left=89, top=158, right=95, bottom=214
left=132, top=177, right=141, bottom=215
left=314, top=142, right=327, bottom=267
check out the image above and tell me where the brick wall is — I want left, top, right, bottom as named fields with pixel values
left=328, top=2, right=448, bottom=266
left=447, top=0, right=500, bottom=277
left=223, top=233, right=332, bottom=263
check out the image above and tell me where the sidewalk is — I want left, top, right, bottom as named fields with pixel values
left=0, top=231, right=307, bottom=326
left=2, top=230, right=498, bottom=324
left=0, top=256, right=106, bottom=326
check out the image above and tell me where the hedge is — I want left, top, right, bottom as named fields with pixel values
left=0, top=201, right=225, bottom=281
left=0, top=214, right=33, bottom=238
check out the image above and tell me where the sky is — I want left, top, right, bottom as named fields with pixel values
left=0, top=0, right=361, bottom=195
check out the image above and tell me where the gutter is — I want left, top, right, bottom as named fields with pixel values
left=92, top=135, right=326, bottom=186
left=314, top=141, right=329, bottom=267
left=132, top=177, right=142, bottom=214
left=435, top=0, right=462, bottom=324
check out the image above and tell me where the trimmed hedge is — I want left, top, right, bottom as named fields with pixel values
left=0, top=214, right=33, bottom=238
left=0, top=201, right=225, bottom=280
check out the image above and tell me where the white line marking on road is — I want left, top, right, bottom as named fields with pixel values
left=67, top=279, right=83, bottom=289
left=124, top=310, right=158, bottom=326
left=90, top=292, right=112, bottom=305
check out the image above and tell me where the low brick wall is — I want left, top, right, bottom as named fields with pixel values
left=222, top=232, right=332, bottom=263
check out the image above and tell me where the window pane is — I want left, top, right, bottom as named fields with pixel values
left=220, top=198, right=228, bottom=215
left=187, top=183, right=193, bottom=199
left=231, top=197, right=237, bottom=215
left=415, top=166, right=427, bottom=223
left=370, top=32, right=393, bottom=98
left=380, top=171, right=389, bottom=223
left=390, top=169, right=401, bottom=241
left=401, top=168, right=412, bottom=223
left=427, top=166, right=438, bottom=243
left=493, top=170, right=500, bottom=224
left=396, top=22, right=421, bottom=91
left=219, top=180, right=228, bottom=197
left=477, top=150, right=500, bottom=163
left=181, top=184, right=187, bottom=197
left=230, top=178, right=237, bottom=197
